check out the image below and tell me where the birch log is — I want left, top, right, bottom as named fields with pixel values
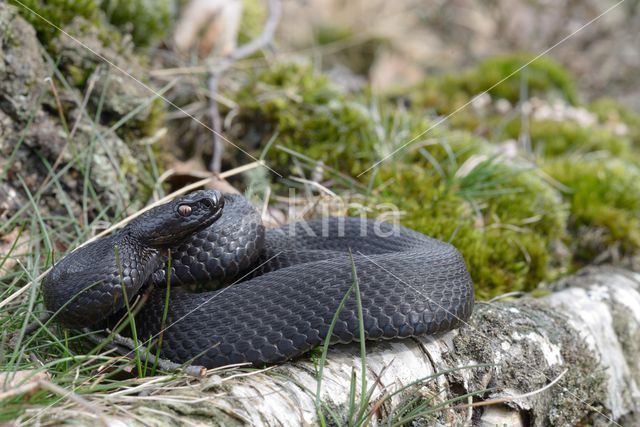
left=99, top=267, right=638, bottom=426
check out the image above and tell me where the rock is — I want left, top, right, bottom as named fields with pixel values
left=0, top=3, right=153, bottom=242
left=0, top=2, right=46, bottom=122
left=51, top=17, right=155, bottom=129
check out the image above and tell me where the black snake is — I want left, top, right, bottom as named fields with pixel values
left=43, top=190, right=474, bottom=368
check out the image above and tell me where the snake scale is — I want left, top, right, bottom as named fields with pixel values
left=43, top=190, right=474, bottom=368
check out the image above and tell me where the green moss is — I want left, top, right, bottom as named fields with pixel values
left=411, top=54, right=578, bottom=115
left=220, top=53, right=640, bottom=299
left=313, top=25, right=388, bottom=75
left=13, top=0, right=174, bottom=49
left=11, top=0, right=100, bottom=47
left=502, top=119, right=631, bottom=158
left=376, top=161, right=568, bottom=298
left=589, top=98, right=640, bottom=146
left=545, top=157, right=640, bottom=263
left=100, top=0, right=176, bottom=47
left=230, top=61, right=586, bottom=297
left=231, top=63, right=489, bottom=177
left=238, top=0, right=266, bottom=45
left=231, top=63, right=379, bottom=174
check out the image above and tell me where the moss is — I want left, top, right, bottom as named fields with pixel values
left=231, top=63, right=487, bottom=177
left=238, top=0, right=266, bottom=45
left=227, top=55, right=640, bottom=299
left=545, top=157, right=640, bottom=264
left=230, top=63, right=379, bottom=174
left=502, top=119, right=632, bottom=158
left=229, top=61, right=588, bottom=297
left=11, top=0, right=100, bottom=47
left=411, top=54, right=578, bottom=115
left=376, top=162, right=568, bottom=298
left=313, top=26, right=388, bottom=75
left=13, top=0, right=174, bottom=50
left=100, top=0, right=176, bottom=47
left=589, top=98, right=640, bottom=146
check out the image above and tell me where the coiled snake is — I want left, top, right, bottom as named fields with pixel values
left=43, top=190, right=474, bottom=368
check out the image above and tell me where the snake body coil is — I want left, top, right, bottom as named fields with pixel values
left=43, top=190, right=474, bottom=368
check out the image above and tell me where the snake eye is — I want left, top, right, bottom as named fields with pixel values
left=178, top=205, right=192, bottom=217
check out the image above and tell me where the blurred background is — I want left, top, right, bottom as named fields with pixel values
left=277, top=0, right=639, bottom=107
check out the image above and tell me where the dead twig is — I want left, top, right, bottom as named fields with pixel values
left=208, top=0, right=282, bottom=173
left=91, top=331, right=207, bottom=378
left=453, top=368, right=568, bottom=410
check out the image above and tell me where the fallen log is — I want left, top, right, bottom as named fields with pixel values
left=117, top=267, right=638, bottom=426
left=17, top=267, right=640, bottom=426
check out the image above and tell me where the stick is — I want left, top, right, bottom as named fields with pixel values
left=83, top=330, right=206, bottom=378
left=208, top=0, right=282, bottom=173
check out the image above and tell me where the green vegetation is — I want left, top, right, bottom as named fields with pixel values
left=411, top=54, right=578, bottom=114
left=100, top=0, right=175, bottom=47
left=10, top=0, right=100, bottom=47
left=589, top=97, right=640, bottom=145
left=545, top=157, right=640, bottom=263
left=5, top=0, right=635, bottom=309
left=502, top=119, right=631, bottom=158
left=12, top=0, right=174, bottom=48
left=313, top=25, right=388, bottom=75
left=10, top=0, right=167, bottom=142
left=238, top=0, right=266, bottom=44
left=229, top=55, right=640, bottom=296
left=231, top=63, right=380, bottom=175
left=375, top=162, right=568, bottom=297
left=2, top=1, right=640, bottom=423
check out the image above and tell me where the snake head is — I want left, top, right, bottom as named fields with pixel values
left=129, top=190, right=225, bottom=247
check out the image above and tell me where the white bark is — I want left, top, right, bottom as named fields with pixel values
left=26, top=268, right=640, bottom=426
left=111, top=267, right=639, bottom=426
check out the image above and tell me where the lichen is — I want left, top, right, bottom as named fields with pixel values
left=452, top=301, right=609, bottom=426
left=48, top=15, right=165, bottom=138
left=0, top=2, right=46, bottom=121
left=0, top=2, right=161, bottom=235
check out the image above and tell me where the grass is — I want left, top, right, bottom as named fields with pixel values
left=313, top=250, right=367, bottom=426
left=0, top=49, right=184, bottom=422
